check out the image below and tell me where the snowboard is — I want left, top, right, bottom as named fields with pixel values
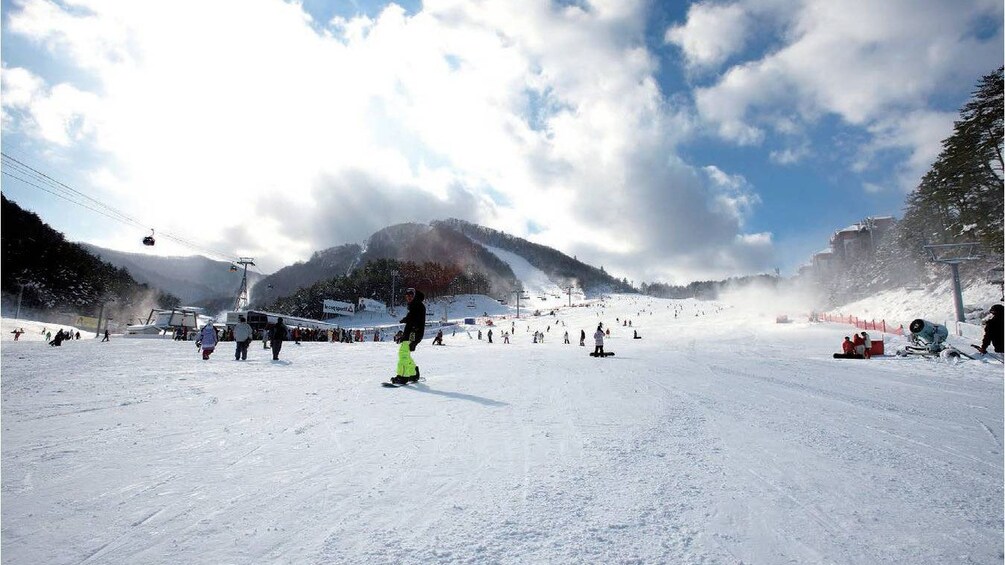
left=833, top=353, right=865, bottom=359
left=589, top=352, right=615, bottom=357
left=381, top=377, right=424, bottom=387
left=972, top=345, right=1004, bottom=362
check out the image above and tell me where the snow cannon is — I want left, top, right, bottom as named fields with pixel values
left=909, top=319, right=949, bottom=352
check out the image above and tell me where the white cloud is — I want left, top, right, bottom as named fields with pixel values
left=2, top=0, right=772, bottom=283
left=769, top=143, right=810, bottom=165
left=1, top=66, right=100, bottom=145
left=690, top=0, right=1003, bottom=171
left=665, top=2, right=750, bottom=70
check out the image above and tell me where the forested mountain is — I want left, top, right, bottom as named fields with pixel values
left=249, top=219, right=519, bottom=309
left=81, top=244, right=263, bottom=306
left=0, top=195, right=179, bottom=320
left=251, top=243, right=362, bottom=307
left=435, top=219, right=636, bottom=295
left=641, top=274, right=780, bottom=300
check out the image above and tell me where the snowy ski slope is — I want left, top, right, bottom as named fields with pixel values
left=2, top=293, right=1002, bottom=564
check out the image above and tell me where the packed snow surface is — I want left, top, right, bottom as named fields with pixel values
left=2, top=294, right=1002, bottom=564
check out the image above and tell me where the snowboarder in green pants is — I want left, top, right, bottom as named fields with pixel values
left=391, top=288, right=426, bottom=384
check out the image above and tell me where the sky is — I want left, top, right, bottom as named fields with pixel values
left=1, top=0, right=1002, bottom=285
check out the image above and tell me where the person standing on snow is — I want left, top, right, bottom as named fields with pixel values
left=233, top=315, right=253, bottom=361
left=979, top=304, right=1003, bottom=354
left=861, top=332, right=872, bottom=359
left=593, top=324, right=605, bottom=356
left=391, top=288, right=425, bottom=384
left=270, top=318, right=287, bottom=361
left=197, top=323, right=217, bottom=360
left=851, top=333, right=865, bottom=356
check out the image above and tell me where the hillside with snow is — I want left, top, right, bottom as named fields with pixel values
left=2, top=292, right=1001, bottom=564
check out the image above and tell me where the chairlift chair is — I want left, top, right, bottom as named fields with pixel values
left=142, top=229, right=156, bottom=246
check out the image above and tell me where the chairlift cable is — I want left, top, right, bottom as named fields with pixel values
left=1, top=155, right=241, bottom=263
left=1, top=153, right=146, bottom=227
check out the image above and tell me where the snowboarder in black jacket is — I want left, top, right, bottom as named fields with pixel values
left=392, top=288, right=425, bottom=384
left=979, top=304, right=1003, bottom=354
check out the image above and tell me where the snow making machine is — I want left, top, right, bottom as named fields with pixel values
left=896, top=318, right=974, bottom=360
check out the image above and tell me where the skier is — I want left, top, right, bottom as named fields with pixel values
left=271, top=318, right=287, bottom=361
left=593, top=324, right=605, bottom=356
left=391, top=288, right=425, bottom=385
left=197, top=323, right=217, bottom=360
left=979, top=304, right=1003, bottom=354
left=101, top=329, right=110, bottom=342
left=432, top=329, right=444, bottom=345
left=488, top=328, right=493, bottom=343
left=10, top=328, right=23, bottom=341
left=233, top=315, right=253, bottom=361
left=563, top=330, right=569, bottom=344
left=579, top=329, right=586, bottom=346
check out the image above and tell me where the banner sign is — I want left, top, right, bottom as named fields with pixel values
left=357, top=298, right=387, bottom=315
left=323, top=299, right=355, bottom=316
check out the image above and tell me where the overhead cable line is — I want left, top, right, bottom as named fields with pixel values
left=1, top=152, right=243, bottom=263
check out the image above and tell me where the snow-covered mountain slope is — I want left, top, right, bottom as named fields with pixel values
left=828, top=280, right=1001, bottom=327
left=2, top=294, right=1001, bottom=563
left=481, top=244, right=582, bottom=310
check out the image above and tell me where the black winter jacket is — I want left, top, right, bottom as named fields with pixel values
left=400, top=290, right=426, bottom=349
left=982, top=312, right=1003, bottom=353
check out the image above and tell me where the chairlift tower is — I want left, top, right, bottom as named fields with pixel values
left=923, top=243, right=981, bottom=323
left=512, top=287, right=529, bottom=319
left=233, top=257, right=256, bottom=311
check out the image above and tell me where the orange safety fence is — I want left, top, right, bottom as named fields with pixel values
left=818, top=313, right=905, bottom=335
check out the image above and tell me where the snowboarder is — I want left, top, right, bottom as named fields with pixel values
left=487, top=328, right=493, bottom=343
left=861, top=332, right=872, bottom=359
left=233, top=315, right=253, bottom=361
left=270, top=318, right=287, bottom=361
left=11, top=328, right=23, bottom=341
left=197, top=323, right=217, bottom=360
left=852, top=333, right=865, bottom=356
left=833, top=336, right=864, bottom=359
left=391, top=288, right=425, bottom=385
left=979, top=304, right=1003, bottom=354
left=580, top=329, right=585, bottom=346
left=842, top=336, right=853, bottom=355
left=563, top=330, right=569, bottom=344
left=432, top=329, right=444, bottom=345
left=593, top=324, right=605, bottom=356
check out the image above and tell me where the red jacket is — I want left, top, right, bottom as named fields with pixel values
left=842, top=340, right=854, bottom=354
left=852, top=335, right=865, bottom=348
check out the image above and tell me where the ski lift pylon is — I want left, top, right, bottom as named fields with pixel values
left=142, top=229, right=155, bottom=246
